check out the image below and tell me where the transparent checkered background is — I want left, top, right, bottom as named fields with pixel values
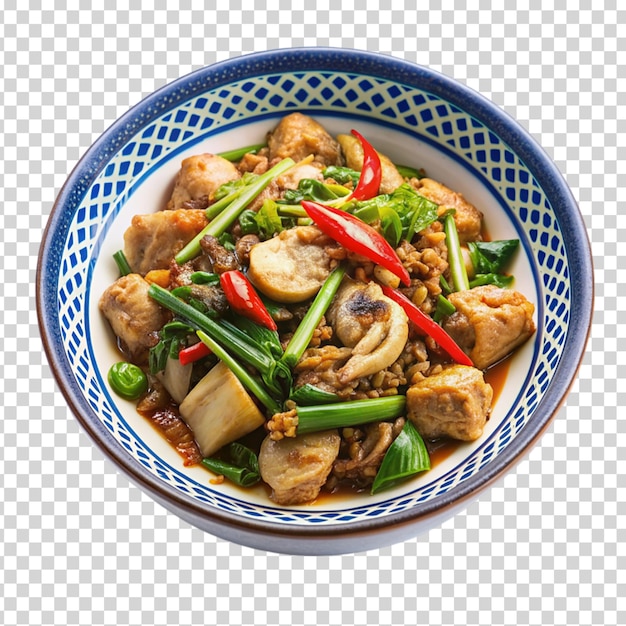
left=1, top=1, right=622, bottom=625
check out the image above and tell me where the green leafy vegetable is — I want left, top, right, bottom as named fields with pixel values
left=347, top=183, right=438, bottom=246
left=213, top=172, right=259, bottom=202
left=289, top=384, right=339, bottom=406
left=469, top=273, right=515, bottom=289
left=238, top=209, right=260, bottom=235
left=223, top=312, right=283, bottom=360
left=467, top=239, right=520, bottom=274
left=322, top=165, right=361, bottom=186
left=148, top=321, right=195, bottom=374
left=371, top=420, right=430, bottom=494
left=395, top=163, right=424, bottom=180
left=464, top=240, right=520, bottom=289
left=443, top=211, right=470, bottom=292
left=202, top=442, right=261, bottom=487
left=255, top=198, right=284, bottom=239
left=281, top=178, right=351, bottom=205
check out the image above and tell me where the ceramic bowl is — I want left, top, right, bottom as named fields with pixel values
left=37, top=48, right=592, bottom=555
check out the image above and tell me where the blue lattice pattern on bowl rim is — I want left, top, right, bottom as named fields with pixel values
left=40, top=50, right=591, bottom=540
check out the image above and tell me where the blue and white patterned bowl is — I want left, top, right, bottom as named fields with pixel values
left=37, top=49, right=592, bottom=555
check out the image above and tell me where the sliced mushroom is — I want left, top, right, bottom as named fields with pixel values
left=326, top=280, right=409, bottom=383
left=258, top=429, right=341, bottom=505
left=247, top=226, right=334, bottom=303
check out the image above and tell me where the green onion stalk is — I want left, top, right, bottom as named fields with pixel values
left=217, top=143, right=266, bottom=162
left=175, top=157, right=296, bottom=264
left=294, top=395, right=407, bottom=435
left=443, top=212, right=470, bottom=292
left=196, top=330, right=281, bottom=415
left=280, top=264, right=346, bottom=369
left=148, top=284, right=291, bottom=397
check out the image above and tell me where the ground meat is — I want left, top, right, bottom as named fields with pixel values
left=327, top=417, right=405, bottom=490
left=234, top=234, right=260, bottom=267
left=199, top=234, right=239, bottom=274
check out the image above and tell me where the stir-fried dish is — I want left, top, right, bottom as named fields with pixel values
left=100, top=113, right=536, bottom=504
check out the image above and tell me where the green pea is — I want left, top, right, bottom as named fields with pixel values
left=107, top=362, right=148, bottom=400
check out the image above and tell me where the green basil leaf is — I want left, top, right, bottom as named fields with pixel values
left=213, top=171, right=258, bottom=201
left=467, top=239, right=520, bottom=274
left=371, top=420, right=431, bottom=494
left=202, top=442, right=261, bottom=487
left=322, top=165, right=361, bottom=186
left=289, top=383, right=339, bottom=406
left=256, top=198, right=284, bottom=238
left=469, top=273, right=515, bottom=289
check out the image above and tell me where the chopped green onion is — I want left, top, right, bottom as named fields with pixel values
left=196, top=330, right=281, bottom=414
left=370, top=420, right=430, bottom=494
left=443, top=212, right=470, bottom=292
left=280, top=264, right=346, bottom=369
left=175, top=157, right=296, bottom=264
left=395, top=163, right=424, bottom=180
left=469, top=273, right=515, bottom=289
left=113, top=250, right=132, bottom=276
left=148, top=284, right=289, bottom=397
left=217, top=143, right=266, bottom=162
left=295, top=395, right=406, bottom=435
left=289, top=384, right=339, bottom=406
left=202, top=442, right=262, bottom=487
left=190, top=271, right=220, bottom=285
left=433, top=294, right=456, bottom=323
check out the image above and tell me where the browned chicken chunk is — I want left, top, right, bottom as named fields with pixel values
left=406, top=365, right=493, bottom=441
left=123, top=209, right=208, bottom=275
left=443, top=285, right=536, bottom=370
left=267, top=112, right=343, bottom=167
left=99, top=273, right=169, bottom=364
left=258, top=430, right=341, bottom=505
left=167, top=153, right=241, bottom=210
left=414, top=178, right=483, bottom=243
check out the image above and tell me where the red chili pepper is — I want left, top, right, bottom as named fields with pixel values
left=301, top=200, right=411, bottom=286
left=350, top=129, right=382, bottom=201
left=219, top=270, right=278, bottom=331
left=179, top=341, right=212, bottom=366
left=380, top=285, right=474, bottom=366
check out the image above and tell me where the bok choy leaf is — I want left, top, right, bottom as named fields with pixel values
left=371, top=420, right=430, bottom=494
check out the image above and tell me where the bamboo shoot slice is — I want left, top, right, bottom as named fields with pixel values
left=179, top=361, right=266, bottom=458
